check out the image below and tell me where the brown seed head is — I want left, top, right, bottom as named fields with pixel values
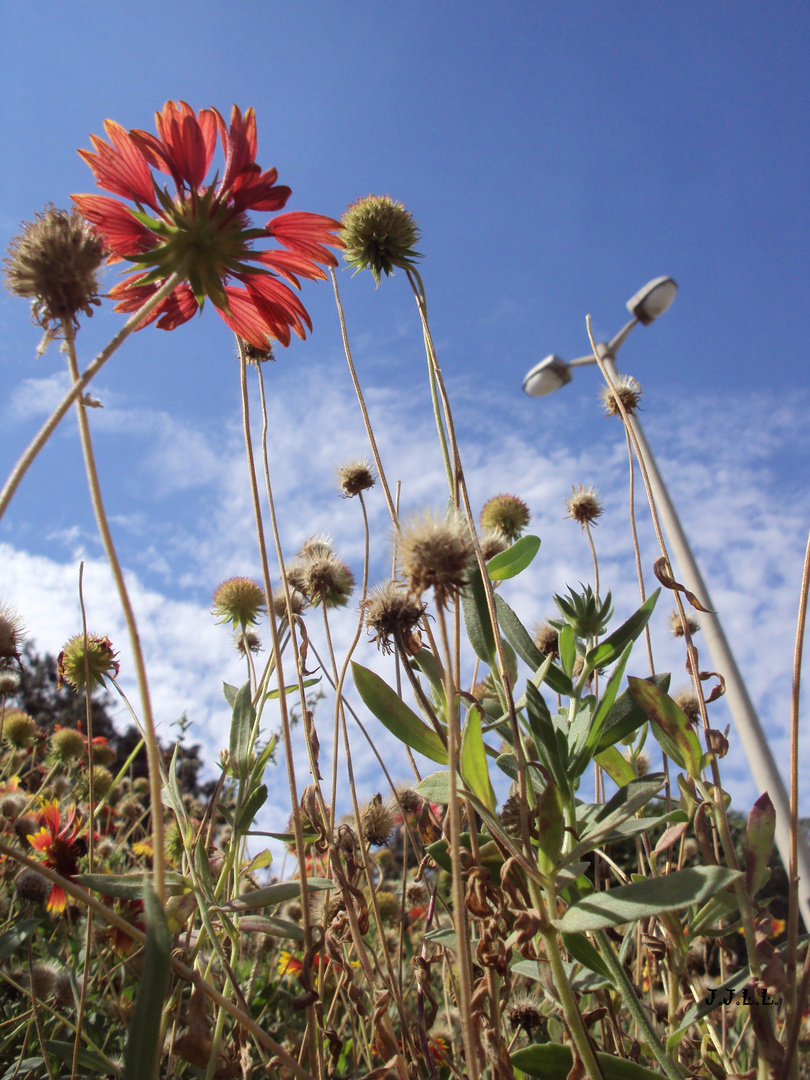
left=533, top=622, right=560, bottom=659
left=480, top=529, right=510, bottom=561
left=15, top=868, right=51, bottom=906
left=480, top=494, right=531, bottom=542
left=3, top=206, right=106, bottom=330
left=234, top=629, right=262, bottom=656
left=240, top=340, right=275, bottom=365
left=0, top=669, right=20, bottom=696
left=506, top=995, right=544, bottom=1034
left=673, top=689, right=701, bottom=724
left=669, top=609, right=699, bottom=638
left=600, top=374, right=642, bottom=417
left=566, top=485, right=603, bottom=527
left=362, top=581, right=425, bottom=654
left=361, top=793, right=395, bottom=847
left=398, top=509, right=474, bottom=603
left=336, top=458, right=376, bottom=498
left=211, top=577, right=266, bottom=627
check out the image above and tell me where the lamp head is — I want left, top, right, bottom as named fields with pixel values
left=522, top=355, right=572, bottom=397
left=626, top=276, right=678, bottom=325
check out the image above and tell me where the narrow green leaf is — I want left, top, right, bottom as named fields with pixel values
left=557, top=866, right=742, bottom=933
left=217, top=877, right=333, bottom=911
left=460, top=704, right=497, bottom=812
left=410, top=648, right=446, bottom=703
left=236, top=915, right=305, bottom=939
left=246, top=849, right=273, bottom=873
left=75, top=872, right=186, bottom=899
left=558, top=624, right=576, bottom=676
left=585, top=590, right=659, bottom=669
left=494, top=594, right=573, bottom=695
left=536, top=782, right=564, bottom=875
left=594, top=744, right=636, bottom=786
left=352, top=662, right=448, bottom=764
left=565, top=775, right=666, bottom=862
left=460, top=564, right=497, bottom=666
left=561, top=932, right=616, bottom=985
left=415, top=770, right=452, bottom=804
left=746, top=792, right=776, bottom=896
left=237, top=783, right=268, bottom=832
left=124, top=882, right=171, bottom=1080
left=44, top=1041, right=114, bottom=1075
left=525, top=681, right=567, bottom=791
left=628, top=677, right=703, bottom=778
left=513, top=1043, right=667, bottom=1080
left=596, top=672, right=671, bottom=753
left=0, top=919, right=41, bottom=961
left=230, top=681, right=256, bottom=780
left=265, top=677, right=321, bottom=700
left=223, top=682, right=239, bottom=708
left=486, top=534, right=541, bottom=581
left=249, top=736, right=277, bottom=788
left=572, top=643, right=633, bottom=775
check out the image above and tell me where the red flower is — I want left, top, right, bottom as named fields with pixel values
left=72, top=101, right=342, bottom=349
left=27, top=799, right=83, bottom=912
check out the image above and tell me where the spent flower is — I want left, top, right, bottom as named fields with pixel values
left=398, top=509, right=473, bottom=604
left=566, top=485, right=603, bottom=527
left=600, top=374, right=642, bottom=417
left=73, top=101, right=342, bottom=348
left=0, top=602, right=25, bottom=665
left=336, top=458, right=376, bottom=498
left=57, top=633, right=120, bottom=691
left=362, top=581, right=425, bottom=655
left=342, top=195, right=422, bottom=284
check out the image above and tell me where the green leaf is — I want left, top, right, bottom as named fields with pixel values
left=571, top=643, right=633, bottom=775
left=495, top=753, right=546, bottom=795
left=230, top=681, right=256, bottom=780
left=265, top=677, right=321, bottom=700
left=416, top=770, right=452, bottom=804
left=558, top=624, right=576, bottom=676
left=460, top=704, right=497, bottom=812
left=628, top=677, right=703, bottom=778
left=237, top=783, right=268, bottom=832
left=493, top=594, right=573, bottom=696
left=596, top=672, right=671, bottom=753
left=75, top=872, right=187, bottom=899
left=461, top=564, right=497, bottom=666
left=236, top=915, right=305, bottom=940
left=246, top=849, right=273, bottom=873
left=585, top=590, right=659, bottom=669
left=536, top=782, right=564, bottom=875
left=124, top=882, right=171, bottom=1080
left=486, top=534, right=541, bottom=581
left=223, top=682, right=239, bottom=707
left=0, top=919, right=41, bottom=961
left=249, top=736, right=277, bottom=787
left=557, top=866, right=742, bottom=933
left=352, top=662, right=448, bottom=763
left=561, top=932, right=616, bottom=985
left=216, top=877, right=333, bottom=911
left=513, top=1043, right=667, bottom=1080
left=565, top=775, right=667, bottom=862
left=593, top=744, right=636, bottom=787
left=526, top=681, right=568, bottom=791
left=44, top=1042, right=114, bottom=1075
left=410, top=648, right=446, bottom=703
left=746, top=792, right=776, bottom=896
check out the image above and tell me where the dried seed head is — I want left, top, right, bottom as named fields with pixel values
left=342, top=195, right=422, bottom=285
left=500, top=794, right=523, bottom=837
left=15, top=868, right=51, bottom=906
left=361, top=794, right=395, bottom=847
left=78, top=765, right=114, bottom=801
left=374, top=889, right=400, bottom=923
left=480, top=529, right=510, bottom=561
left=211, top=577, right=266, bottom=627
left=506, top=995, right=544, bottom=1034
left=272, top=584, right=306, bottom=620
left=90, top=738, right=116, bottom=767
left=480, top=494, right=531, bottom=542
left=336, top=458, right=376, bottom=498
left=288, top=538, right=355, bottom=608
left=633, top=751, right=651, bottom=777
left=50, top=727, right=86, bottom=764
left=0, top=669, right=20, bottom=696
left=398, top=509, right=474, bottom=603
left=600, top=374, right=642, bottom=417
left=566, top=485, right=603, bottom=527
left=57, top=633, right=119, bottom=691
left=669, top=609, right=699, bottom=638
left=119, top=795, right=145, bottom=822
left=240, top=340, right=275, bottom=365
left=673, top=689, right=701, bottom=724
left=706, top=728, right=730, bottom=758
left=3, top=206, right=106, bottom=330
left=405, top=881, right=427, bottom=906
left=234, top=629, right=262, bottom=656
left=28, top=963, right=57, bottom=999
left=0, top=603, right=25, bottom=664
left=362, top=581, right=425, bottom=655
left=533, top=623, right=559, bottom=660
left=2, top=709, right=37, bottom=748
left=396, top=787, right=422, bottom=816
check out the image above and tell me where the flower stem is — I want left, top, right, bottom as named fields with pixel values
left=407, top=269, right=453, bottom=493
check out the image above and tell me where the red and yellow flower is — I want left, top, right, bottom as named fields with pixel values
left=72, top=101, right=342, bottom=349
left=27, top=799, right=83, bottom=912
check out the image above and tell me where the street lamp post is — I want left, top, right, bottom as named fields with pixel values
left=523, top=277, right=810, bottom=928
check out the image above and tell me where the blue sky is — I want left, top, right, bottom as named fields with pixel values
left=2, top=3, right=809, bottom=837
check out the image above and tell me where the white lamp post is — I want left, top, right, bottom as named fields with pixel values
left=524, top=277, right=810, bottom=928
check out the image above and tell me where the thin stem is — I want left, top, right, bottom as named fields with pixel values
left=0, top=264, right=190, bottom=523
left=407, top=269, right=453, bottom=492
left=62, top=321, right=165, bottom=903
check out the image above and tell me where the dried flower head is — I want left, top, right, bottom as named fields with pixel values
left=600, top=374, right=642, bottom=417
left=272, top=584, right=306, bottom=620
left=3, top=206, right=105, bottom=330
left=405, top=881, right=427, bottom=906
left=566, top=485, right=603, bottom=527
left=76, top=765, right=114, bottom=801
left=14, top=868, right=51, bottom=906
left=480, top=529, right=510, bottom=562
left=57, top=633, right=119, bottom=691
left=241, top=340, right=275, bottom=365
left=706, top=728, right=730, bottom=758
left=2, top=709, right=37, bottom=748
left=669, top=609, right=699, bottom=638
left=360, top=794, right=395, bottom=847
left=211, top=577, right=266, bottom=627
left=287, top=538, right=354, bottom=608
left=342, top=194, right=422, bottom=284
left=336, top=458, right=376, bottom=498
left=500, top=794, right=523, bottom=837
left=506, top=995, right=544, bottom=1034
left=633, top=751, right=651, bottom=777
left=673, top=689, right=701, bottom=724
left=0, top=669, right=20, bottom=696
left=234, top=629, right=262, bottom=656
left=362, top=581, right=425, bottom=655
left=396, top=787, right=422, bottom=816
left=398, top=509, right=473, bottom=604
left=28, top=963, right=57, bottom=999
left=533, top=623, right=559, bottom=660
left=0, top=603, right=25, bottom=665
left=480, top=494, right=531, bottom=542
left=374, top=889, right=400, bottom=923
left=50, top=727, right=87, bottom=764
left=90, top=737, right=116, bottom=767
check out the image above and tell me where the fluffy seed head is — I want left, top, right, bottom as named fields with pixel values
left=28, top=963, right=57, bottom=998
left=600, top=375, right=643, bottom=417
left=0, top=603, right=25, bottom=664
left=57, top=633, right=119, bottom=691
left=480, top=529, right=510, bottom=561
left=566, top=485, right=603, bottom=527
left=480, top=494, right=531, bottom=542
left=234, top=629, right=262, bottom=656
left=272, top=585, right=306, bottom=620
left=3, top=206, right=106, bottom=330
left=211, top=577, right=266, bottom=627
left=342, top=195, right=422, bottom=284
left=362, top=581, right=425, bottom=655
left=0, top=669, right=20, bottom=696
left=669, top=609, right=699, bottom=638
left=50, top=727, right=86, bottom=763
left=287, top=538, right=355, bottom=608
left=361, top=794, right=395, bottom=847
left=398, top=509, right=474, bottom=603
left=2, top=709, right=37, bottom=748
left=506, top=995, right=544, bottom=1034
left=633, top=751, right=652, bottom=777
left=673, top=689, right=701, bottom=724
left=15, top=868, right=51, bottom=906
left=337, top=458, right=376, bottom=497
left=533, top=623, right=560, bottom=660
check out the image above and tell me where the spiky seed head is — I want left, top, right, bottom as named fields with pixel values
left=293, top=555, right=355, bottom=608
left=342, top=195, right=423, bottom=285
left=50, top=727, right=86, bottom=763
left=405, top=881, right=427, bottom=906
left=633, top=751, right=651, bottom=777
left=15, top=868, right=51, bottom=906
left=374, top=889, right=400, bottom=923
left=480, top=529, right=510, bottom=562
left=506, top=995, right=544, bottom=1034
left=234, top=629, right=262, bottom=656
left=566, top=485, right=603, bottom=527
left=3, top=206, right=106, bottom=330
left=79, top=765, right=114, bottom=801
left=119, top=795, right=145, bottom=821
left=90, top=739, right=116, bottom=767
left=361, top=794, right=395, bottom=847
left=480, top=494, right=531, bottom=542
left=0, top=669, right=20, bottom=696
left=0, top=603, right=25, bottom=664
left=396, top=787, right=422, bottom=816
left=600, top=375, right=643, bottom=417
left=272, top=584, right=306, bottom=619
left=211, top=577, right=266, bottom=627
left=297, top=534, right=336, bottom=561
left=362, top=581, right=426, bottom=655
left=132, top=777, right=150, bottom=797
left=0, top=794, right=24, bottom=819
left=669, top=609, right=699, bottom=638
left=533, top=622, right=560, bottom=659
left=398, top=509, right=474, bottom=603
left=337, top=458, right=376, bottom=498
left=2, top=709, right=37, bottom=747
left=673, top=689, right=701, bottom=724
left=53, top=970, right=77, bottom=1009
left=57, top=633, right=119, bottom=691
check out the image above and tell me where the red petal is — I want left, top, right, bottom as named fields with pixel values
left=220, top=104, right=260, bottom=194
left=153, top=100, right=212, bottom=189
left=77, top=121, right=156, bottom=207
left=268, top=212, right=343, bottom=267
left=71, top=194, right=156, bottom=258
left=254, top=249, right=329, bottom=284
left=214, top=285, right=279, bottom=349
left=154, top=284, right=199, bottom=330
left=232, top=177, right=290, bottom=213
